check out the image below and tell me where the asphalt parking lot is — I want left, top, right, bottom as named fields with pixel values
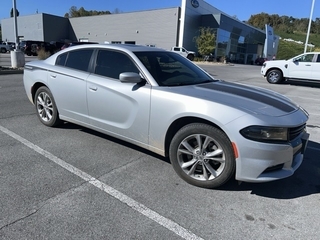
left=0, top=60, right=319, bottom=239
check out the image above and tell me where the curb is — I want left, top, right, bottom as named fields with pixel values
left=0, top=68, right=24, bottom=75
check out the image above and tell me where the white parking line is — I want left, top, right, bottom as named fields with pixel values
left=0, top=125, right=203, bottom=240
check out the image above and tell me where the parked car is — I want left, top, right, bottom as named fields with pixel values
left=19, top=40, right=44, bottom=56
left=0, top=41, right=12, bottom=53
left=261, top=52, right=320, bottom=84
left=23, top=44, right=309, bottom=188
left=255, top=57, right=267, bottom=65
left=69, top=41, right=98, bottom=46
left=171, top=46, right=195, bottom=61
left=49, top=41, right=65, bottom=52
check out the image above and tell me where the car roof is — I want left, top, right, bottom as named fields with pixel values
left=62, top=43, right=165, bottom=53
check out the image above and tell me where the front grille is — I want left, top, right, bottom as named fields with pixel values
left=289, top=124, right=306, bottom=141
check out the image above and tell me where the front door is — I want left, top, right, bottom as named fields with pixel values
left=287, top=53, right=315, bottom=80
left=86, top=49, right=151, bottom=145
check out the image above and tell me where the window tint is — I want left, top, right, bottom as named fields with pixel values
left=56, top=53, right=67, bottom=66
left=58, top=49, right=93, bottom=71
left=296, top=54, right=314, bottom=62
left=94, top=50, right=139, bottom=79
left=134, top=51, right=212, bottom=86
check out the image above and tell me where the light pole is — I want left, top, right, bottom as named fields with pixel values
left=11, top=0, right=25, bottom=68
left=304, top=0, right=316, bottom=53
left=12, top=0, right=19, bottom=49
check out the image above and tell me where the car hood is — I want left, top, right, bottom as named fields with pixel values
left=169, top=80, right=300, bottom=117
left=265, top=59, right=287, bottom=66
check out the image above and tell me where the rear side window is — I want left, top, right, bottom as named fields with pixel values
left=56, top=53, right=67, bottom=66
left=55, top=49, right=94, bottom=72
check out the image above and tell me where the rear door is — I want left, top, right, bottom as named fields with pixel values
left=311, top=54, right=320, bottom=80
left=48, top=48, right=94, bottom=124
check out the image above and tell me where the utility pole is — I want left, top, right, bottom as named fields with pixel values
left=304, top=0, right=315, bottom=53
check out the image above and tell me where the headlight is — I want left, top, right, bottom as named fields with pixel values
left=240, top=126, right=288, bottom=142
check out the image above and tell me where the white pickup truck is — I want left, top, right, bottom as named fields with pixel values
left=171, top=46, right=195, bottom=61
left=0, top=42, right=14, bottom=53
left=261, top=52, right=320, bottom=84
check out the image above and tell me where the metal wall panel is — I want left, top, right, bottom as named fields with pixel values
left=69, top=8, right=180, bottom=50
left=2, top=14, right=70, bottom=42
left=2, top=14, right=45, bottom=42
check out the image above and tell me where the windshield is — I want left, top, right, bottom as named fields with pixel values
left=134, top=51, right=214, bottom=86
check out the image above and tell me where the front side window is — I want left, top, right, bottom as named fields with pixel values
left=295, top=54, right=314, bottom=63
left=55, top=49, right=94, bottom=72
left=134, top=51, right=213, bottom=86
left=94, top=50, right=139, bottom=79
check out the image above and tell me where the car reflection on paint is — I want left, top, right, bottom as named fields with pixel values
left=23, top=44, right=309, bottom=188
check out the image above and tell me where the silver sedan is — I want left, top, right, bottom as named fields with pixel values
left=23, top=44, right=309, bottom=188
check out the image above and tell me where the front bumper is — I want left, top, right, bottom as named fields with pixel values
left=235, top=131, right=309, bottom=182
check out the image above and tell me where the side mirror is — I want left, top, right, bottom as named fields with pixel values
left=119, top=72, right=142, bottom=83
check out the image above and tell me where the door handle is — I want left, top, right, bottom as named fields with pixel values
left=50, top=74, right=57, bottom=78
left=89, top=86, right=98, bottom=91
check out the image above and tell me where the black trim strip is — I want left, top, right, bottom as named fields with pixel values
left=199, top=82, right=295, bottom=113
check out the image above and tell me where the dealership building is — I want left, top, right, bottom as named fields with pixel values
left=1, top=0, right=278, bottom=64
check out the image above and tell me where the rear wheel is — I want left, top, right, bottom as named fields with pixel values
left=187, top=54, right=194, bottom=61
left=169, top=123, right=236, bottom=188
left=1, top=48, right=7, bottom=53
left=34, top=86, right=61, bottom=127
left=266, top=69, right=283, bottom=84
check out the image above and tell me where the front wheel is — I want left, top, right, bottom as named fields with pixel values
left=1, top=48, right=7, bottom=53
left=34, top=86, right=61, bottom=127
left=169, top=123, right=236, bottom=189
left=266, top=69, right=283, bottom=84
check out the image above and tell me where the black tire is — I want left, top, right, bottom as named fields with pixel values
left=187, top=54, right=194, bottom=61
left=34, top=86, right=61, bottom=127
left=1, top=48, right=7, bottom=53
left=169, top=123, right=235, bottom=189
left=266, top=69, right=283, bottom=84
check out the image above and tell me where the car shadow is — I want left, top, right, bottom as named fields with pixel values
left=58, top=122, right=319, bottom=199
left=284, top=80, right=320, bottom=88
left=58, top=122, right=171, bottom=164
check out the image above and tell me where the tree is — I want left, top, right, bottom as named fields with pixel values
left=194, top=27, right=216, bottom=56
left=10, top=8, right=19, bottom=17
left=64, top=6, right=111, bottom=18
